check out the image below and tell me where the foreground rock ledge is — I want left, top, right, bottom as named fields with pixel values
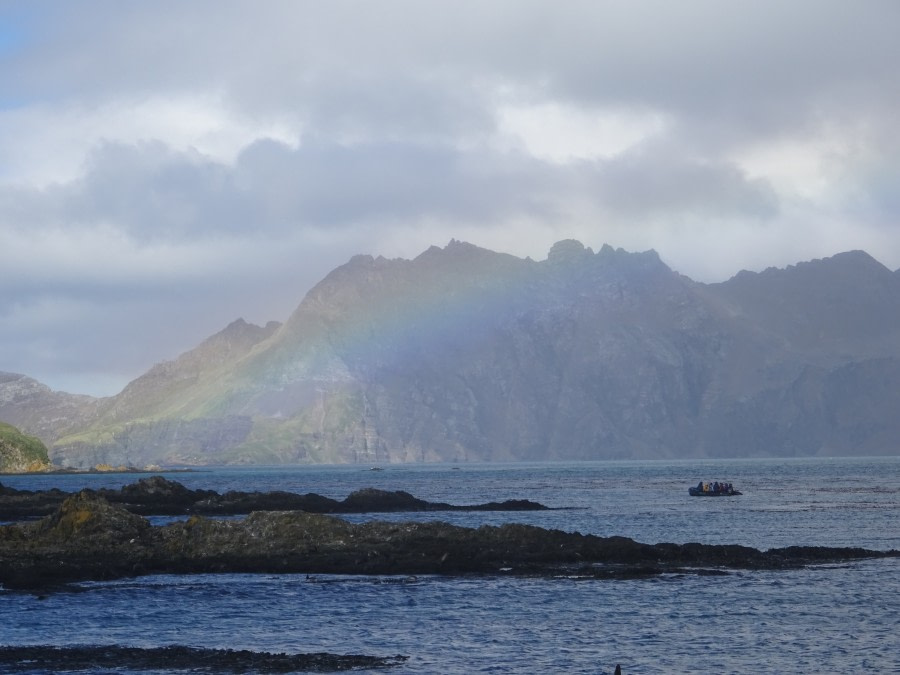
left=0, top=492, right=896, bottom=589
left=0, top=645, right=407, bottom=673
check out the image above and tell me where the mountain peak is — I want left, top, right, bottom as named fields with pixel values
left=729, top=249, right=891, bottom=284
left=420, top=239, right=499, bottom=260
left=200, top=318, right=281, bottom=350
left=445, top=238, right=478, bottom=252
left=596, top=243, right=662, bottom=263
left=546, top=239, right=592, bottom=263
left=823, top=250, right=891, bottom=274
left=713, top=248, right=900, bottom=353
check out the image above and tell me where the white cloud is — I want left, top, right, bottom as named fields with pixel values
left=0, top=95, right=298, bottom=186
left=495, top=101, right=669, bottom=163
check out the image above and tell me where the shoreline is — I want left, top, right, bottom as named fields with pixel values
left=0, top=467, right=197, bottom=477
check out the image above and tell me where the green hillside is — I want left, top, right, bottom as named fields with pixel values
left=0, top=421, right=52, bottom=473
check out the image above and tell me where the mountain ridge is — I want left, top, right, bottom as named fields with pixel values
left=3, top=241, right=899, bottom=466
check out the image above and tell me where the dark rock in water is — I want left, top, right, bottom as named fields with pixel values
left=35, top=490, right=151, bottom=543
left=0, top=476, right=550, bottom=520
left=0, top=492, right=156, bottom=588
left=114, top=474, right=217, bottom=506
left=0, top=645, right=407, bottom=672
left=341, top=487, right=428, bottom=512
left=0, top=493, right=896, bottom=590
left=0, top=482, right=70, bottom=520
left=336, top=488, right=548, bottom=514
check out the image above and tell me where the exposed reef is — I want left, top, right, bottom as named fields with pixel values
left=0, top=645, right=407, bottom=672
left=0, top=492, right=895, bottom=590
left=0, top=475, right=549, bottom=520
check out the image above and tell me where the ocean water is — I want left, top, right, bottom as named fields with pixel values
left=2, top=458, right=899, bottom=673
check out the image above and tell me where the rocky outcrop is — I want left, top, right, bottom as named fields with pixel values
left=0, top=645, right=406, bottom=672
left=0, top=492, right=894, bottom=589
left=0, top=475, right=549, bottom=520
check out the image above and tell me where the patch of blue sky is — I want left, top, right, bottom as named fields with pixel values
left=0, top=4, right=41, bottom=108
left=0, top=3, right=34, bottom=53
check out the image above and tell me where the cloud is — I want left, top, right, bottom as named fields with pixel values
left=1, top=0, right=900, bottom=395
left=496, top=102, right=670, bottom=163
left=0, top=95, right=297, bottom=186
left=588, top=143, right=779, bottom=221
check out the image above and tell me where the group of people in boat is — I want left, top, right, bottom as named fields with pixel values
left=696, top=481, right=736, bottom=495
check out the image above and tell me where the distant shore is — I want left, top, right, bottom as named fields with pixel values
left=0, top=465, right=196, bottom=476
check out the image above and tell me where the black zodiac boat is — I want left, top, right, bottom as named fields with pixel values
left=689, top=482, right=742, bottom=496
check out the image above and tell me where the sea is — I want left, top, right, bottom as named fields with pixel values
left=1, top=457, right=899, bottom=674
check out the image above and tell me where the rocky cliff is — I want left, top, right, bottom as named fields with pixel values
left=3, top=240, right=900, bottom=466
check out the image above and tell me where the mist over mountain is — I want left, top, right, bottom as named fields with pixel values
left=3, top=241, right=899, bottom=467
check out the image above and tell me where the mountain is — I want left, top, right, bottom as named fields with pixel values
left=0, top=372, right=102, bottom=445
left=3, top=240, right=900, bottom=467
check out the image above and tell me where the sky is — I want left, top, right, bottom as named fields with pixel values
left=1, top=1, right=899, bottom=397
